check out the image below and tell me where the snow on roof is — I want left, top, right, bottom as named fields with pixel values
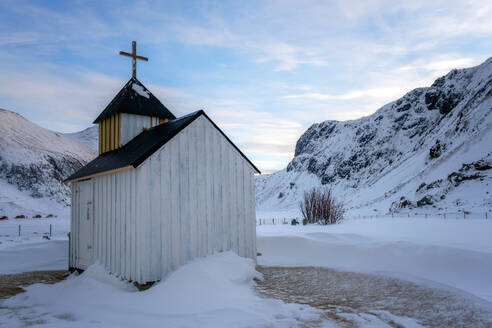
left=93, top=77, right=175, bottom=123
left=132, top=83, right=150, bottom=99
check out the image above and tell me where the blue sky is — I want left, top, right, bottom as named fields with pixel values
left=0, top=0, right=491, bottom=172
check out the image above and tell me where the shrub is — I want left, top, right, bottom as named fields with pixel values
left=299, top=188, right=344, bottom=225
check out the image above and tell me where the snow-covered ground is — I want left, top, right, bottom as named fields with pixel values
left=257, top=218, right=492, bottom=303
left=0, top=251, right=324, bottom=327
left=1, top=216, right=491, bottom=327
left=0, top=217, right=70, bottom=274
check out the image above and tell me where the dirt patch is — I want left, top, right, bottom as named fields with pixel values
left=0, top=270, right=69, bottom=299
left=255, top=266, right=492, bottom=328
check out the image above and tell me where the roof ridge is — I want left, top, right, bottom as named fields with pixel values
left=65, top=109, right=259, bottom=182
left=93, top=78, right=175, bottom=123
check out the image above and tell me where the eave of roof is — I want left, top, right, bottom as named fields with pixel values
left=93, top=77, right=176, bottom=124
left=65, top=110, right=260, bottom=183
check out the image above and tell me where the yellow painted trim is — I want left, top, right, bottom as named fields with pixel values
left=98, top=113, right=123, bottom=154
left=117, top=113, right=121, bottom=147
left=98, top=123, right=102, bottom=155
left=65, top=165, right=134, bottom=183
left=111, top=115, right=115, bottom=150
left=105, top=118, right=110, bottom=152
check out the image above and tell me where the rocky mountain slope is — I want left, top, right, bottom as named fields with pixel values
left=256, top=57, right=492, bottom=215
left=0, top=109, right=97, bottom=216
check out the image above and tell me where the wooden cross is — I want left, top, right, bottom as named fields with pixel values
left=119, top=41, right=148, bottom=78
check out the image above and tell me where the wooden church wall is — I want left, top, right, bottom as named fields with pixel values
left=139, top=115, right=257, bottom=282
left=76, top=115, right=256, bottom=284
left=120, top=113, right=161, bottom=146
left=98, top=113, right=164, bottom=154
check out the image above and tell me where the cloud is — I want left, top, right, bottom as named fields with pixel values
left=396, top=56, right=482, bottom=77
left=283, top=85, right=407, bottom=101
left=0, top=0, right=491, bottom=173
left=252, top=159, right=288, bottom=173
left=255, top=42, right=327, bottom=71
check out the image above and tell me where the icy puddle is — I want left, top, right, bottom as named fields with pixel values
left=254, top=266, right=492, bottom=328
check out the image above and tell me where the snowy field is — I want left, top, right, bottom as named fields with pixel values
left=1, top=216, right=492, bottom=327
left=257, top=218, right=492, bottom=302
left=0, top=217, right=69, bottom=275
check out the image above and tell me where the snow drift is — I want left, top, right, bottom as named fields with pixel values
left=257, top=218, right=492, bottom=303
left=0, top=252, right=323, bottom=327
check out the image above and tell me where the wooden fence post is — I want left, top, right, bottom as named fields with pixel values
left=18, top=224, right=21, bottom=237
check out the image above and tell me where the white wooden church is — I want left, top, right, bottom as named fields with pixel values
left=65, top=44, right=260, bottom=285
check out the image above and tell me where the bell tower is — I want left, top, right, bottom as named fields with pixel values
left=93, top=42, right=175, bottom=155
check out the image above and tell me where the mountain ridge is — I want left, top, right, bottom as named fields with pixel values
left=256, top=57, right=492, bottom=214
left=0, top=109, right=97, bottom=216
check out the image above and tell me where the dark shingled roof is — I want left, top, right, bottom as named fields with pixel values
left=65, top=110, right=260, bottom=182
left=93, top=77, right=175, bottom=123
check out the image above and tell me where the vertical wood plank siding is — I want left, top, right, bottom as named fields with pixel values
left=98, top=113, right=122, bottom=154
left=74, top=115, right=256, bottom=283
left=99, top=114, right=169, bottom=154
left=120, top=113, right=161, bottom=146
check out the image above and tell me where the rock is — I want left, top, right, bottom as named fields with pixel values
left=417, top=195, right=434, bottom=207
left=429, top=140, right=443, bottom=159
left=416, top=183, right=426, bottom=192
left=474, top=160, right=492, bottom=171
left=447, top=172, right=483, bottom=187
left=390, top=197, right=413, bottom=212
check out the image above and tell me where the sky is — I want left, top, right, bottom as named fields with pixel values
left=0, top=0, right=491, bottom=173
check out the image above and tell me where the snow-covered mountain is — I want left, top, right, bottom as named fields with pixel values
left=256, top=57, right=492, bottom=215
left=0, top=109, right=97, bottom=216
left=63, top=126, right=98, bottom=152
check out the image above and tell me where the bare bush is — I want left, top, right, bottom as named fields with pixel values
left=299, top=188, right=344, bottom=224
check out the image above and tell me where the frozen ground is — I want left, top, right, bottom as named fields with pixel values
left=0, top=216, right=491, bottom=327
left=0, top=253, right=326, bottom=328
left=255, top=266, right=492, bottom=327
left=257, top=218, right=492, bottom=302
